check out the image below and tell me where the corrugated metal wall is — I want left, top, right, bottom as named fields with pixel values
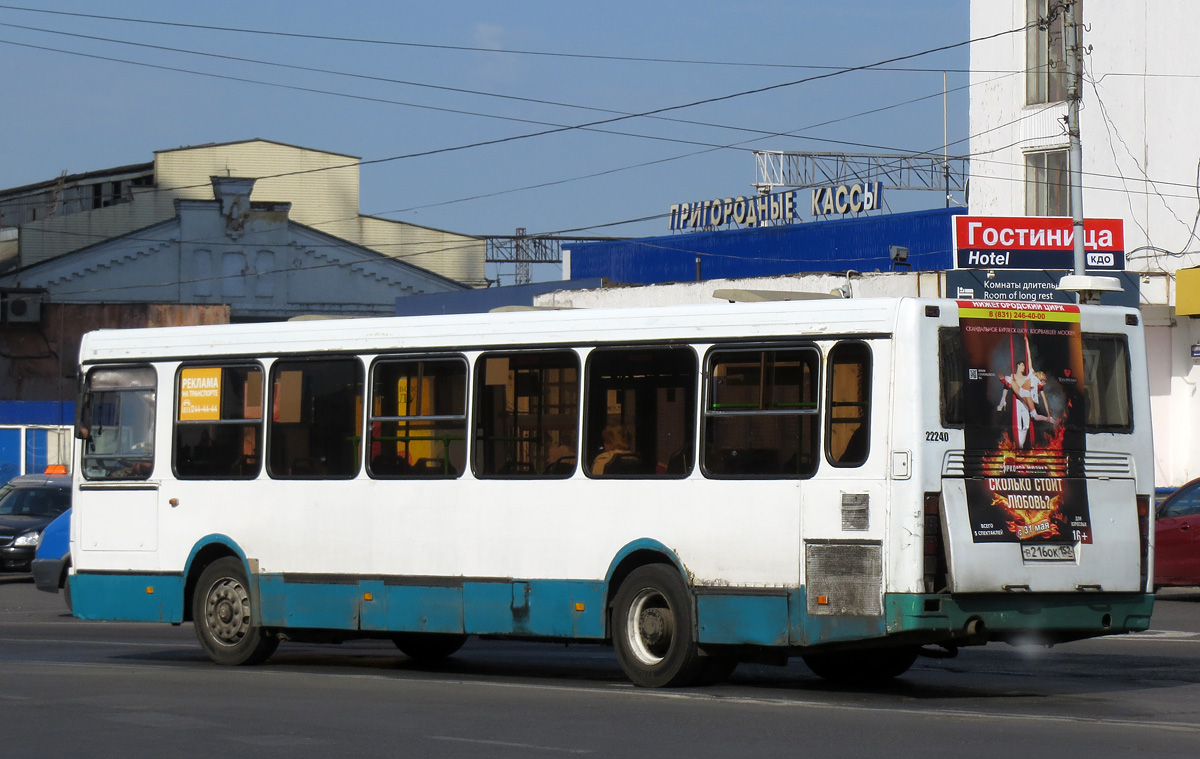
left=569, top=208, right=965, bottom=284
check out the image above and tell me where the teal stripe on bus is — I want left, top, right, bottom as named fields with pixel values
left=71, top=573, right=185, bottom=623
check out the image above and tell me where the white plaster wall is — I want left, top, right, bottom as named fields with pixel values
left=970, top=2, right=1200, bottom=273
left=971, top=1, right=1200, bottom=487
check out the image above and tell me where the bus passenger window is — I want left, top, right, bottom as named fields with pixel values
left=826, top=342, right=871, bottom=467
left=174, top=365, right=263, bottom=479
left=368, top=358, right=467, bottom=478
left=584, top=348, right=696, bottom=478
left=267, top=358, right=363, bottom=479
left=703, top=347, right=819, bottom=479
left=80, top=366, right=157, bottom=481
left=474, top=351, right=578, bottom=478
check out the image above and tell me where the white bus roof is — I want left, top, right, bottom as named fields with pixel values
left=75, top=297, right=1135, bottom=364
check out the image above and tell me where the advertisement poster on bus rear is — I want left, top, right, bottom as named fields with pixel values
left=956, top=301, right=1093, bottom=545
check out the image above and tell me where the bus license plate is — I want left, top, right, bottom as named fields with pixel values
left=1021, top=543, right=1076, bottom=562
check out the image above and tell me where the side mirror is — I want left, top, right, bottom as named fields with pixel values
left=75, top=393, right=92, bottom=441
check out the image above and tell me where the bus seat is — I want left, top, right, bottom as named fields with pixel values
left=602, top=453, right=642, bottom=475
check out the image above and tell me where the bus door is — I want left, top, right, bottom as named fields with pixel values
left=938, top=304, right=1143, bottom=594
left=75, top=366, right=161, bottom=554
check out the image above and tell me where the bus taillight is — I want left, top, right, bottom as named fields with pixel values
left=924, top=492, right=948, bottom=594
left=1137, top=494, right=1151, bottom=591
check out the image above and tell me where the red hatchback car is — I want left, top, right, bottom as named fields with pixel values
left=1155, top=480, right=1200, bottom=588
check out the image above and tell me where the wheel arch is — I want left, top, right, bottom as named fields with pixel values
left=182, top=535, right=248, bottom=622
left=58, top=552, right=71, bottom=589
left=604, top=539, right=689, bottom=637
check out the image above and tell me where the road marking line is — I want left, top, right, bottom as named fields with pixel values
left=430, top=736, right=591, bottom=754
left=0, top=637, right=189, bottom=648
left=1122, top=630, right=1200, bottom=642
left=13, top=658, right=1200, bottom=735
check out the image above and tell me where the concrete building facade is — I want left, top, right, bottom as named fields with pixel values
left=0, top=139, right=486, bottom=287
left=0, top=177, right=466, bottom=322
left=969, top=1, right=1200, bottom=488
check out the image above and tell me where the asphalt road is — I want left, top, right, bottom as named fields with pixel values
left=2, top=576, right=1200, bottom=758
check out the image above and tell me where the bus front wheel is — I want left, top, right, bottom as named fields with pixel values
left=613, top=564, right=704, bottom=687
left=192, top=557, right=279, bottom=666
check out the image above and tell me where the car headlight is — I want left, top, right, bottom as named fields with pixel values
left=13, top=531, right=41, bottom=548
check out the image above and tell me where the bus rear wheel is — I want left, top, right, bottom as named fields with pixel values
left=393, top=632, right=468, bottom=661
left=613, top=564, right=705, bottom=688
left=801, top=646, right=919, bottom=683
left=192, top=557, right=279, bottom=666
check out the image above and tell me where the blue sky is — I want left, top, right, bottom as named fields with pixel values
left=0, top=1, right=970, bottom=278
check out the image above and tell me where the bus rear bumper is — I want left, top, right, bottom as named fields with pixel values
left=885, top=591, right=1155, bottom=647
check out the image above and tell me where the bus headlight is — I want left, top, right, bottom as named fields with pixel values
left=13, top=531, right=42, bottom=548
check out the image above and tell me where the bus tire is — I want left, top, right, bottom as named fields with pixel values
left=393, top=632, right=468, bottom=661
left=801, top=646, right=919, bottom=683
left=192, top=557, right=279, bottom=666
left=697, top=655, right=739, bottom=684
left=613, top=564, right=704, bottom=688
left=62, top=562, right=73, bottom=614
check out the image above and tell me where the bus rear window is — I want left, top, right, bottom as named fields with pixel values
left=939, top=328, right=1132, bottom=433
left=1081, top=335, right=1132, bottom=430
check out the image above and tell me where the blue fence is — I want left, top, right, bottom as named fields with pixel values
left=0, top=402, right=74, bottom=485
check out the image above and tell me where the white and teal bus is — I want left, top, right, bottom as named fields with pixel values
left=69, top=297, right=1154, bottom=686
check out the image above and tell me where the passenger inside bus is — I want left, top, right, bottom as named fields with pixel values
left=592, top=425, right=637, bottom=475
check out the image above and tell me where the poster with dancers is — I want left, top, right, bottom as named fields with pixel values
left=955, top=301, right=1093, bottom=545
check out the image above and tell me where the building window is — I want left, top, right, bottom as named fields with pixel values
left=1025, top=149, right=1070, bottom=217
left=1026, top=0, right=1076, bottom=105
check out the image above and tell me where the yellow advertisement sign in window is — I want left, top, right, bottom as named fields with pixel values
left=179, top=367, right=223, bottom=421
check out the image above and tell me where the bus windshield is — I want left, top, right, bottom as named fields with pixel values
left=80, top=366, right=157, bottom=480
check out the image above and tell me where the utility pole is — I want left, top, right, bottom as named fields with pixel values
left=1058, top=0, right=1119, bottom=304
left=1064, top=0, right=1086, bottom=279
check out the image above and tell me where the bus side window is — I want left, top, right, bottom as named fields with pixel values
left=938, top=328, right=965, bottom=427
left=174, top=365, right=263, bottom=479
left=826, top=341, right=871, bottom=467
left=80, top=366, right=157, bottom=481
left=368, top=357, right=467, bottom=479
left=267, top=358, right=363, bottom=479
left=584, top=347, right=696, bottom=478
left=473, top=351, right=579, bottom=478
left=703, top=347, right=820, bottom=479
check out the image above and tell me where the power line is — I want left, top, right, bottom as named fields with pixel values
left=0, top=23, right=968, bottom=157
left=0, top=24, right=1028, bottom=229
left=0, top=4, right=982, bottom=73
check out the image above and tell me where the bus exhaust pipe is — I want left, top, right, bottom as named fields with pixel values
left=964, top=617, right=988, bottom=644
